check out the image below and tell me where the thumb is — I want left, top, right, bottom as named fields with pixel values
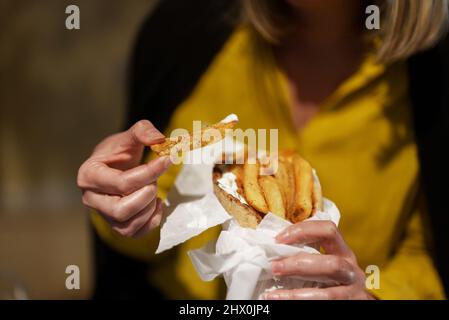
left=92, top=120, right=165, bottom=158
left=126, top=119, right=165, bottom=147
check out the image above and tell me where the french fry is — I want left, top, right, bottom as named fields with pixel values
left=273, top=160, right=289, bottom=210
left=278, top=151, right=300, bottom=216
left=243, top=162, right=269, bottom=213
left=279, top=149, right=296, bottom=163
left=312, top=174, right=323, bottom=213
left=291, top=155, right=313, bottom=223
left=259, top=175, right=286, bottom=219
left=284, top=160, right=297, bottom=217
left=151, top=120, right=237, bottom=157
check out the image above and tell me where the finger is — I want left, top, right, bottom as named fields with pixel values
left=110, top=198, right=158, bottom=237
left=271, top=253, right=356, bottom=285
left=115, top=156, right=171, bottom=195
left=78, top=155, right=171, bottom=195
left=264, top=285, right=364, bottom=300
left=82, top=183, right=157, bottom=222
left=133, top=198, right=164, bottom=238
left=93, top=120, right=165, bottom=156
left=263, top=287, right=337, bottom=300
left=275, top=220, right=353, bottom=258
left=127, top=119, right=166, bottom=146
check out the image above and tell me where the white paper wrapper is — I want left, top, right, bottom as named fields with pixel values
left=189, top=201, right=340, bottom=299
left=156, top=136, right=243, bottom=254
left=156, top=138, right=340, bottom=300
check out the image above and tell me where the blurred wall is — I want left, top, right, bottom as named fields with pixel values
left=0, top=0, right=157, bottom=299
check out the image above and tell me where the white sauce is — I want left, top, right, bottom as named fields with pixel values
left=220, top=114, right=239, bottom=124
left=217, top=172, right=248, bottom=205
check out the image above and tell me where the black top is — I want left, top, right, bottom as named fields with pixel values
left=126, top=0, right=449, bottom=295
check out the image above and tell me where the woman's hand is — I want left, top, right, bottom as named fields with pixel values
left=77, top=120, right=171, bottom=237
left=265, top=220, right=374, bottom=300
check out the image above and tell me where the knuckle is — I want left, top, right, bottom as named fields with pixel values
left=111, top=204, right=128, bottom=223
left=116, top=174, right=131, bottom=194
left=76, top=163, right=89, bottom=189
left=114, top=227, right=133, bottom=237
left=131, top=120, right=153, bottom=139
left=93, top=133, right=119, bottom=152
left=127, top=220, right=143, bottom=237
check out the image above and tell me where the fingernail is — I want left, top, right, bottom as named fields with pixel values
left=146, top=129, right=165, bottom=142
left=275, top=230, right=290, bottom=243
left=276, top=225, right=302, bottom=243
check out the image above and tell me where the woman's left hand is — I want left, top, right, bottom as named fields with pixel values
left=265, top=220, right=375, bottom=300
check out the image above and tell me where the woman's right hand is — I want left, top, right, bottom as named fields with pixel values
left=77, top=120, right=171, bottom=237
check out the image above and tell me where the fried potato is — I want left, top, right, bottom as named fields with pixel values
left=273, top=160, right=289, bottom=210
left=243, top=162, right=268, bottom=213
left=279, top=159, right=296, bottom=217
left=312, top=174, right=323, bottom=213
left=291, top=155, right=313, bottom=223
left=258, top=152, right=278, bottom=176
left=273, top=161, right=288, bottom=205
left=259, top=175, right=286, bottom=219
left=279, top=149, right=296, bottom=163
left=151, top=120, right=237, bottom=157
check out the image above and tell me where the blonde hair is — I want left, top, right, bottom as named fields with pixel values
left=242, top=0, right=449, bottom=63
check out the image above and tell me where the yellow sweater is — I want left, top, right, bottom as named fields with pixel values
left=91, top=27, right=445, bottom=299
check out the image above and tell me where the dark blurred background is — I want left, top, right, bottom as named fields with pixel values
left=0, top=0, right=157, bottom=299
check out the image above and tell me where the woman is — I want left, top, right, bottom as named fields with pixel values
left=78, top=0, right=449, bottom=299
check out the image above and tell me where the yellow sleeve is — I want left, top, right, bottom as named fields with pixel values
left=369, top=207, right=445, bottom=299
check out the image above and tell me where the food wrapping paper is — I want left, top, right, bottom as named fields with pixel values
left=156, top=138, right=341, bottom=299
